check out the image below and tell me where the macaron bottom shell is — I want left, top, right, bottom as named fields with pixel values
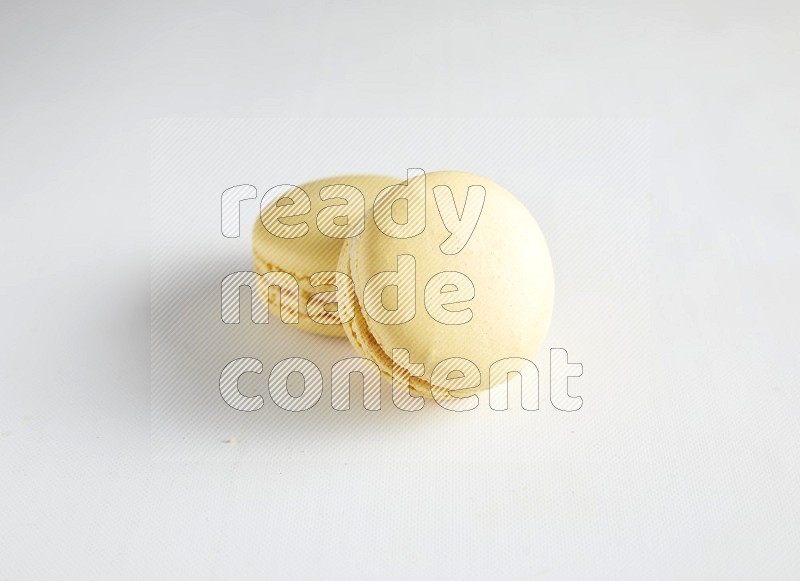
left=253, top=257, right=345, bottom=338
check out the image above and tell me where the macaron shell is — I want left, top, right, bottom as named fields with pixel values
left=345, top=170, right=554, bottom=395
left=337, top=239, right=425, bottom=395
left=252, top=174, right=399, bottom=337
left=252, top=174, right=400, bottom=278
left=253, top=257, right=344, bottom=338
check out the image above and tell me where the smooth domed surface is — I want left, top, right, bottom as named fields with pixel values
left=339, top=170, right=554, bottom=395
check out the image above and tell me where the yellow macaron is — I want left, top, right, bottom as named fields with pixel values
left=336, top=170, right=554, bottom=399
left=252, top=174, right=399, bottom=337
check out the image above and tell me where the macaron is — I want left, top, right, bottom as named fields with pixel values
left=336, top=170, right=554, bottom=400
left=252, top=174, right=399, bottom=337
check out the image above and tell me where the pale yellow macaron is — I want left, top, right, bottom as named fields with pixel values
left=252, top=174, right=399, bottom=337
left=336, top=170, right=554, bottom=399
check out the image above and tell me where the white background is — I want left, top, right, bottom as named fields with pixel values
left=1, top=1, right=799, bottom=579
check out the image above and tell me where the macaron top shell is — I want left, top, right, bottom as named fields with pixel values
left=252, top=174, right=400, bottom=278
left=343, top=170, right=554, bottom=394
